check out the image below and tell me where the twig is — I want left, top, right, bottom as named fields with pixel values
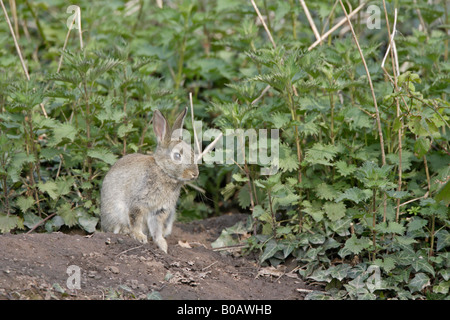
left=57, top=14, right=76, bottom=73
left=115, top=245, right=144, bottom=257
left=196, top=132, right=223, bottom=163
left=185, top=182, right=205, bottom=194
left=308, top=2, right=366, bottom=51
left=251, top=84, right=271, bottom=105
left=58, top=5, right=83, bottom=73
left=26, top=213, right=56, bottom=234
left=296, top=288, right=315, bottom=294
left=76, top=6, right=83, bottom=49
left=381, top=9, right=399, bottom=76
left=298, top=0, right=321, bottom=41
left=250, top=0, right=276, bottom=49
left=189, top=92, right=202, bottom=155
left=202, top=261, right=218, bottom=271
left=212, top=244, right=247, bottom=252
left=1, top=0, right=30, bottom=80
left=381, top=4, right=401, bottom=223
left=395, top=192, right=429, bottom=209
left=338, top=0, right=386, bottom=166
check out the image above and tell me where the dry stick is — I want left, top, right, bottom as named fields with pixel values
left=308, top=2, right=366, bottom=51
left=1, top=0, right=30, bottom=80
left=57, top=6, right=83, bottom=73
left=57, top=15, right=76, bottom=73
left=196, top=132, right=223, bottom=163
left=298, top=0, right=321, bottom=41
left=338, top=0, right=386, bottom=166
left=76, top=6, right=83, bottom=49
left=381, top=6, right=402, bottom=223
left=9, top=0, right=18, bottom=39
left=250, top=0, right=276, bottom=49
left=26, top=213, right=56, bottom=234
left=251, top=84, right=271, bottom=105
left=189, top=92, right=202, bottom=155
left=339, top=0, right=387, bottom=244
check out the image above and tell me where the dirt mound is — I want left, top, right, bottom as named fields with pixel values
left=0, top=214, right=314, bottom=300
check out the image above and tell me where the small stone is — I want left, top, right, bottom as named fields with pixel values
left=105, top=266, right=120, bottom=274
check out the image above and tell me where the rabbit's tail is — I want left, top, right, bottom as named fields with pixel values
left=100, top=201, right=130, bottom=234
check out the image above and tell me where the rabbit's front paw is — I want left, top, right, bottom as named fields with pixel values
left=154, top=237, right=168, bottom=253
left=131, top=231, right=148, bottom=244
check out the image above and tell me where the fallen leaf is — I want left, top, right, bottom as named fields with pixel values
left=178, top=240, right=192, bottom=248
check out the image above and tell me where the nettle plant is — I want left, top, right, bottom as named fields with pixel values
left=210, top=2, right=449, bottom=299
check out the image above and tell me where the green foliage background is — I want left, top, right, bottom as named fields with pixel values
left=0, top=0, right=449, bottom=299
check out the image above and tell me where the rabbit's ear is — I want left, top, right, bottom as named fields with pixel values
left=153, top=110, right=169, bottom=145
left=172, top=107, right=187, bottom=131
left=171, top=107, right=187, bottom=140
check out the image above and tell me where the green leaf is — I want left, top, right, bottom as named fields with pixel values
left=323, top=202, right=346, bottom=222
left=117, top=123, right=135, bottom=138
left=58, top=203, right=77, bottom=227
left=433, top=281, right=450, bottom=295
left=375, top=221, right=405, bottom=235
left=87, top=148, right=118, bottom=165
left=414, top=137, right=431, bottom=158
left=308, top=268, right=332, bottom=282
left=232, top=173, right=248, bottom=182
left=222, top=182, right=236, bottom=201
left=279, top=143, right=299, bottom=172
left=315, top=183, right=338, bottom=201
left=343, top=235, right=372, bottom=255
left=304, top=291, right=333, bottom=300
left=434, top=180, right=450, bottom=205
left=335, top=160, right=357, bottom=177
left=374, top=257, right=396, bottom=273
left=260, top=239, right=279, bottom=263
left=411, top=256, right=435, bottom=276
left=356, top=161, right=395, bottom=189
left=78, top=215, right=99, bottom=233
left=335, top=187, right=371, bottom=204
left=304, top=143, right=339, bottom=166
left=38, top=180, right=59, bottom=200
left=436, top=229, right=450, bottom=252
left=408, top=273, right=430, bottom=293
left=237, top=185, right=251, bottom=209
left=147, top=291, right=163, bottom=300
left=329, top=264, right=352, bottom=281
left=273, top=191, right=299, bottom=206
left=302, top=200, right=324, bottom=222
left=15, top=196, right=35, bottom=212
left=23, top=212, right=43, bottom=229
left=0, top=214, right=24, bottom=233
left=407, top=217, right=428, bottom=232
left=51, top=123, right=78, bottom=145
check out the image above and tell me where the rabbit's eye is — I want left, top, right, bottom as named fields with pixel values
left=173, top=152, right=182, bottom=161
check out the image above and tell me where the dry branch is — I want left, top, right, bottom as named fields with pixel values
left=338, top=0, right=386, bottom=165
left=299, top=0, right=321, bottom=41
left=250, top=0, right=276, bottom=49
left=308, top=2, right=366, bottom=51
left=1, top=0, right=29, bottom=80
left=189, top=92, right=202, bottom=155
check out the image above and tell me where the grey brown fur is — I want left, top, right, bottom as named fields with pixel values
left=100, top=108, right=198, bottom=253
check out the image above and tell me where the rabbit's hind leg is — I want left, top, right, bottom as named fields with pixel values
left=129, top=206, right=148, bottom=244
left=147, top=209, right=169, bottom=253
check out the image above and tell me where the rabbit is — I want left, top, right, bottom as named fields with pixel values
left=100, top=107, right=198, bottom=253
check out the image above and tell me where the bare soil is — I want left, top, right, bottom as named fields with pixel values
left=0, top=214, right=316, bottom=300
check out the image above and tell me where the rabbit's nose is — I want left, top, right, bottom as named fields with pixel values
left=191, top=171, right=199, bottom=179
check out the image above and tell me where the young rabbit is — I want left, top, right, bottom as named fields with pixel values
left=100, top=108, right=198, bottom=253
